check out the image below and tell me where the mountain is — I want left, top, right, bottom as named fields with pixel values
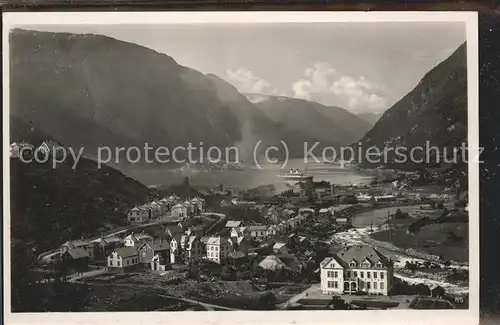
left=206, top=74, right=341, bottom=160
left=10, top=118, right=156, bottom=252
left=250, top=95, right=372, bottom=145
left=9, top=29, right=241, bottom=164
left=357, top=43, right=467, bottom=166
left=356, top=112, right=382, bottom=126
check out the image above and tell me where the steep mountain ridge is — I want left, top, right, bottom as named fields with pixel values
left=10, top=29, right=240, bottom=162
left=251, top=95, right=372, bottom=145
left=357, top=43, right=467, bottom=165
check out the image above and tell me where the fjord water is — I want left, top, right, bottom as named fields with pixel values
left=127, top=159, right=374, bottom=193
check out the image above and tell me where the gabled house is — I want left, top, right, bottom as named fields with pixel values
left=127, top=207, right=142, bottom=223
left=320, top=245, right=393, bottom=296
left=190, top=197, right=205, bottom=213
left=206, top=236, right=232, bottom=264
left=10, top=142, right=34, bottom=159
left=61, top=247, right=89, bottom=270
left=149, top=201, right=162, bottom=219
left=183, top=200, right=195, bottom=216
left=123, top=232, right=153, bottom=247
left=171, top=203, right=188, bottom=219
left=38, top=140, right=65, bottom=159
left=230, top=226, right=250, bottom=239
left=138, top=239, right=171, bottom=266
left=267, top=225, right=278, bottom=237
left=89, top=235, right=122, bottom=260
left=107, top=247, right=139, bottom=271
left=273, top=242, right=289, bottom=254
left=225, top=220, right=243, bottom=229
left=60, top=239, right=95, bottom=261
left=180, top=235, right=203, bottom=264
left=248, top=225, right=267, bottom=240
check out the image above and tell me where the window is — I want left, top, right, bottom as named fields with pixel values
left=360, top=271, right=364, bottom=278
left=334, top=281, right=338, bottom=289
left=362, top=262, right=370, bottom=268
left=367, top=282, right=371, bottom=289
left=350, top=262, right=356, bottom=267
left=334, top=271, right=338, bottom=278
left=127, top=259, right=130, bottom=266
left=117, top=260, right=120, bottom=267
left=346, top=271, right=351, bottom=278
left=216, top=253, right=219, bottom=258
left=374, top=282, right=377, bottom=289
left=367, top=272, right=371, bottom=278
left=353, top=271, right=357, bottom=277
left=380, top=272, right=384, bottom=279
left=373, top=272, right=377, bottom=279
left=109, top=260, right=113, bottom=266
left=376, top=262, right=382, bottom=268
left=380, top=282, right=384, bottom=290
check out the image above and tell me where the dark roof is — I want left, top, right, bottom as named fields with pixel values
left=146, top=240, right=171, bottom=252
left=66, top=248, right=89, bottom=259
left=229, top=251, right=246, bottom=259
left=335, top=245, right=390, bottom=268
left=114, top=247, right=138, bottom=258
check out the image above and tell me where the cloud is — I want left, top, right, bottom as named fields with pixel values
left=291, top=62, right=389, bottom=112
left=225, top=67, right=278, bottom=95
left=330, top=76, right=389, bottom=111
left=292, top=62, right=336, bottom=100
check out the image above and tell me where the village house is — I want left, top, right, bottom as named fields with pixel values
left=138, top=239, right=171, bottom=268
left=230, top=226, right=250, bottom=239
left=429, top=284, right=445, bottom=298
left=248, top=225, right=267, bottom=240
left=127, top=207, right=142, bottom=223
left=107, top=247, right=139, bottom=271
left=180, top=235, right=203, bottom=264
left=158, top=198, right=171, bottom=214
left=320, top=245, right=393, bottom=296
left=267, top=206, right=283, bottom=224
left=206, top=236, right=232, bottom=264
left=123, top=232, right=153, bottom=247
left=298, top=207, right=315, bottom=219
left=273, top=242, right=290, bottom=254
left=89, top=235, right=122, bottom=260
left=231, top=236, right=250, bottom=255
left=267, top=225, right=278, bottom=237
left=38, top=140, right=65, bottom=159
left=61, top=248, right=89, bottom=271
left=183, top=200, right=195, bottom=216
left=171, top=203, right=188, bottom=219
left=185, top=225, right=204, bottom=237
left=10, top=142, right=34, bottom=159
left=148, top=201, right=162, bottom=219
left=60, top=239, right=95, bottom=261
left=190, top=197, right=205, bottom=213
left=225, top=220, right=243, bottom=229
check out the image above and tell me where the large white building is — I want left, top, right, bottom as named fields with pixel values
left=206, top=236, right=232, bottom=264
left=320, top=245, right=393, bottom=296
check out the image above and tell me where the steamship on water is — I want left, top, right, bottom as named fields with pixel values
left=277, top=168, right=314, bottom=182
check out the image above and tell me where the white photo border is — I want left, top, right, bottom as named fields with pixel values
left=2, top=11, right=479, bottom=325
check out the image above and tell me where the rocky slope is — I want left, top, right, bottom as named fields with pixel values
left=250, top=94, right=372, bottom=145
left=10, top=29, right=240, bottom=163
left=357, top=43, right=467, bottom=166
left=10, top=118, right=155, bottom=252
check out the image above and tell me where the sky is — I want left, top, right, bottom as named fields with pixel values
left=25, top=22, right=466, bottom=114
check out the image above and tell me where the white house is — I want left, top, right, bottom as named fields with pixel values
left=149, top=201, right=162, bottom=219
left=206, top=236, right=232, bottom=264
left=123, top=233, right=153, bottom=247
left=230, top=226, right=250, bottom=239
left=107, top=247, right=139, bottom=270
left=273, top=242, right=289, bottom=254
left=248, top=225, right=267, bottom=240
left=190, top=197, right=205, bottom=213
left=320, top=245, right=393, bottom=296
left=267, top=225, right=278, bottom=237
left=171, top=203, right=188, bottom=219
